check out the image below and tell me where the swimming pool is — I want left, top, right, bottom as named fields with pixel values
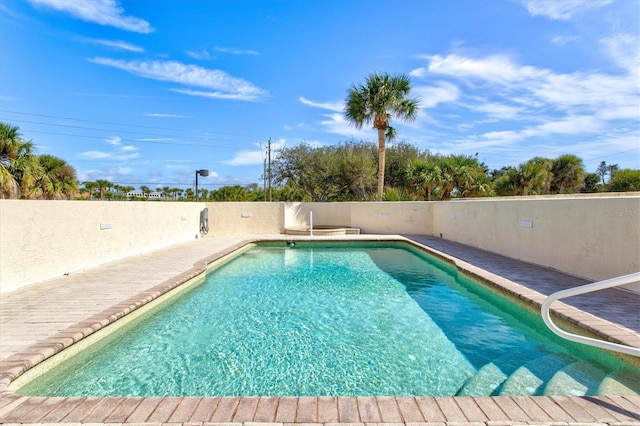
left=15, top=241, right=640, bottom=397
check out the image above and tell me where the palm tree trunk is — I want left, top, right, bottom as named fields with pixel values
left=376, top=127, right=386, bottom=201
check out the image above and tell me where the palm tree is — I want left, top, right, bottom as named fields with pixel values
left=408, top=158, right=441, bottom=201
left=139, top=185, right=151, bottom=199
left=82, top=181, right=98, bottom=200
left=1, top=123, right=41, bottom=199
left=516, top=160, right=545, bottom=196
left=170, top=187, right=182, bottom=200
left=184, top=188, right=194, bottom=200
left=345, top=72, right=419, bottom=201
left=36, top=154, right=78, bottom=199
left=551, top=154, right=585, bottom=194
left=95, top=179, right=112, bottom=200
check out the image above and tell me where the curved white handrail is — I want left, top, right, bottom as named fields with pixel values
left=541, top=272, right=640, bottom=357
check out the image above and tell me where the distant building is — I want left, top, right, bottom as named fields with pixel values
left=126, top=191, right=165, bottom=200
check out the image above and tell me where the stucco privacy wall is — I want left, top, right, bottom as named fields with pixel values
left=206, top=202, right=284, bottom=236
left=284, top=202, right=434, bottom=235
left=1, top=195, right=638, bottom=293
left=432, top=195, right=640, bottom=284
left=0, top=200, right=204, bottom=293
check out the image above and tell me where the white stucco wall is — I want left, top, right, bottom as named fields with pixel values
left=206, top=202, right=284, bottom=236
left=284, top=202, right=434, bottom=235
left=2, top=195, right=638, bottom=293
left=432, top=195, right=640, bottom=283
left=0, top=200, right=204, bottom=293
left=350, top=202, right=434, bottom=235
left=285, top=202, right=353, bottom=228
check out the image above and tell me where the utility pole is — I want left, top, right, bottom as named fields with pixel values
left=263, top=156, right=267, bottom=201
left=267, top=138, right=272, bottom=202
left=260, top=142, right=266, bottom=201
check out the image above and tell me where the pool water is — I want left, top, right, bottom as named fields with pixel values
left=16, top=242, right=640, bottom=397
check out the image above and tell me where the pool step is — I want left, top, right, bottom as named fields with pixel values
left=456, top=363, right=507, bottom=396
left=598, top=366, right=640, bottom=396
left=499, top=353, right=576, bottom=396
left=456, top=350, right=551, bottom=396
left=542, top=360, right=608, bottom=396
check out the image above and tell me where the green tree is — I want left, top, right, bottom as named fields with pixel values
left=140, top=185, right=151, bottom=199
left=345, top=72, right=419, bottom=201
left=334, top=142, right=377, bottom=200
left=515, top=159, right=547, bottom=196
left=385, top=141, right=424, bottom=191
left=272, top=143, right=335, bottom=201
left=438, top=154, right=488, bottom=200
left=1, top=123, right=41, bottom=199
left=36, top=154, right=78, bottom=199
left=596, top=161, right=619, bottom=186
left=95, top=179, right=113, bottom=200
left=407, top=158, right=441, bottom=201
left=551, top=154, right=585, bottom=194
left=170, top=187, right=182, bottom=200
left=582, top=173, right=601, bottom=193
left=609, top=169, right=640, bottom=192
left=82, top=181, right=98, bottom=200
left=493, top=170, right=518, bottom=196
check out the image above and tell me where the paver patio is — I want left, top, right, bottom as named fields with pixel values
left=0, top=234, right=638, bottom=425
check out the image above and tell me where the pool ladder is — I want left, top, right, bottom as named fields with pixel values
left=541, top=272, right=640, bottom=357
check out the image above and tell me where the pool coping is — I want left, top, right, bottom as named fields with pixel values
left=0, top=234, right=639, bottom=425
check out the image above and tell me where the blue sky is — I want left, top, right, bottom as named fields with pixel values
left=1, top=0, right=638, bottom=191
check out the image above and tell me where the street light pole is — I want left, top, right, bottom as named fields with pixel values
left=195, top=169, right=209, bottom=202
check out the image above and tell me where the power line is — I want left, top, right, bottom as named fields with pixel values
left=1, top=109, right=184, bottom=131
left=0, top=109, right=264, bottom=140
left=16, top=129, right=238, bottom=149
left=0, top=108, right=268, bottom=148
left=7, top=118, right=212, bottom=140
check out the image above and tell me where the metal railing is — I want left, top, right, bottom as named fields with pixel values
left=541, top=272, right=640, bottom=357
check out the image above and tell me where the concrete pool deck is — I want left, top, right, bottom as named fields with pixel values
left=0, top=234, right=638, bottom=425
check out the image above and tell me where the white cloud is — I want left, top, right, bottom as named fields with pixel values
left=426, top=54, right=545, bottom=84
left=320, top=113, right=373, bottom=138
left=27, top=0, right=153, bottom=33
left=601, top=34, right=640, bottom=75
left=519, top=0, right=612, bottom=21
left=144, top=113, right=185, bottom=118
left=474, top=102, right=524, bottom=120
left=535, top=115, right=604, bottom=135
left=105, top=136, right=121, bottom=146
left=223, top=140, right=285, bottom=166
left=214, top=46, right=259, bottom=56
left=120, top=145, right=138, bottom=152
left=223, top=149, right=264, bottom=166
left=171, top=88, right=262, bottom=101
left=551, top=35, right=578, bottom=45
left=299, top=97, right=344, bottom=112
left=185, top=50, right=211, bottom=60
left=89, top=58, right=268, bottom=101
left=409, top=68, right=427, bottom=78
left=79, top=150, right=111, bottom=159
left=81, top=151, right=139, bottom=161
left=85, top=38, right=144, bottom=52
left=422, top=52, right=638, bottom=119
left=413, top=82, right=459, bottom=109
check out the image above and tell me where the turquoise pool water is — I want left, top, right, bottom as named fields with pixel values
left=16, top=242, right=639, bottom=397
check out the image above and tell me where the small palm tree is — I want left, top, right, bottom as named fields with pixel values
left=551, top=154, right=585, bottom=194
left=37, top=154, right=78, bottom=199
left=408, top=158, right=441, bottom=201
left=1, top=123, right=41, bottom=199
left=345, top=72, right=419, bottom=201
left=95, top=179, right=112, bottom=200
